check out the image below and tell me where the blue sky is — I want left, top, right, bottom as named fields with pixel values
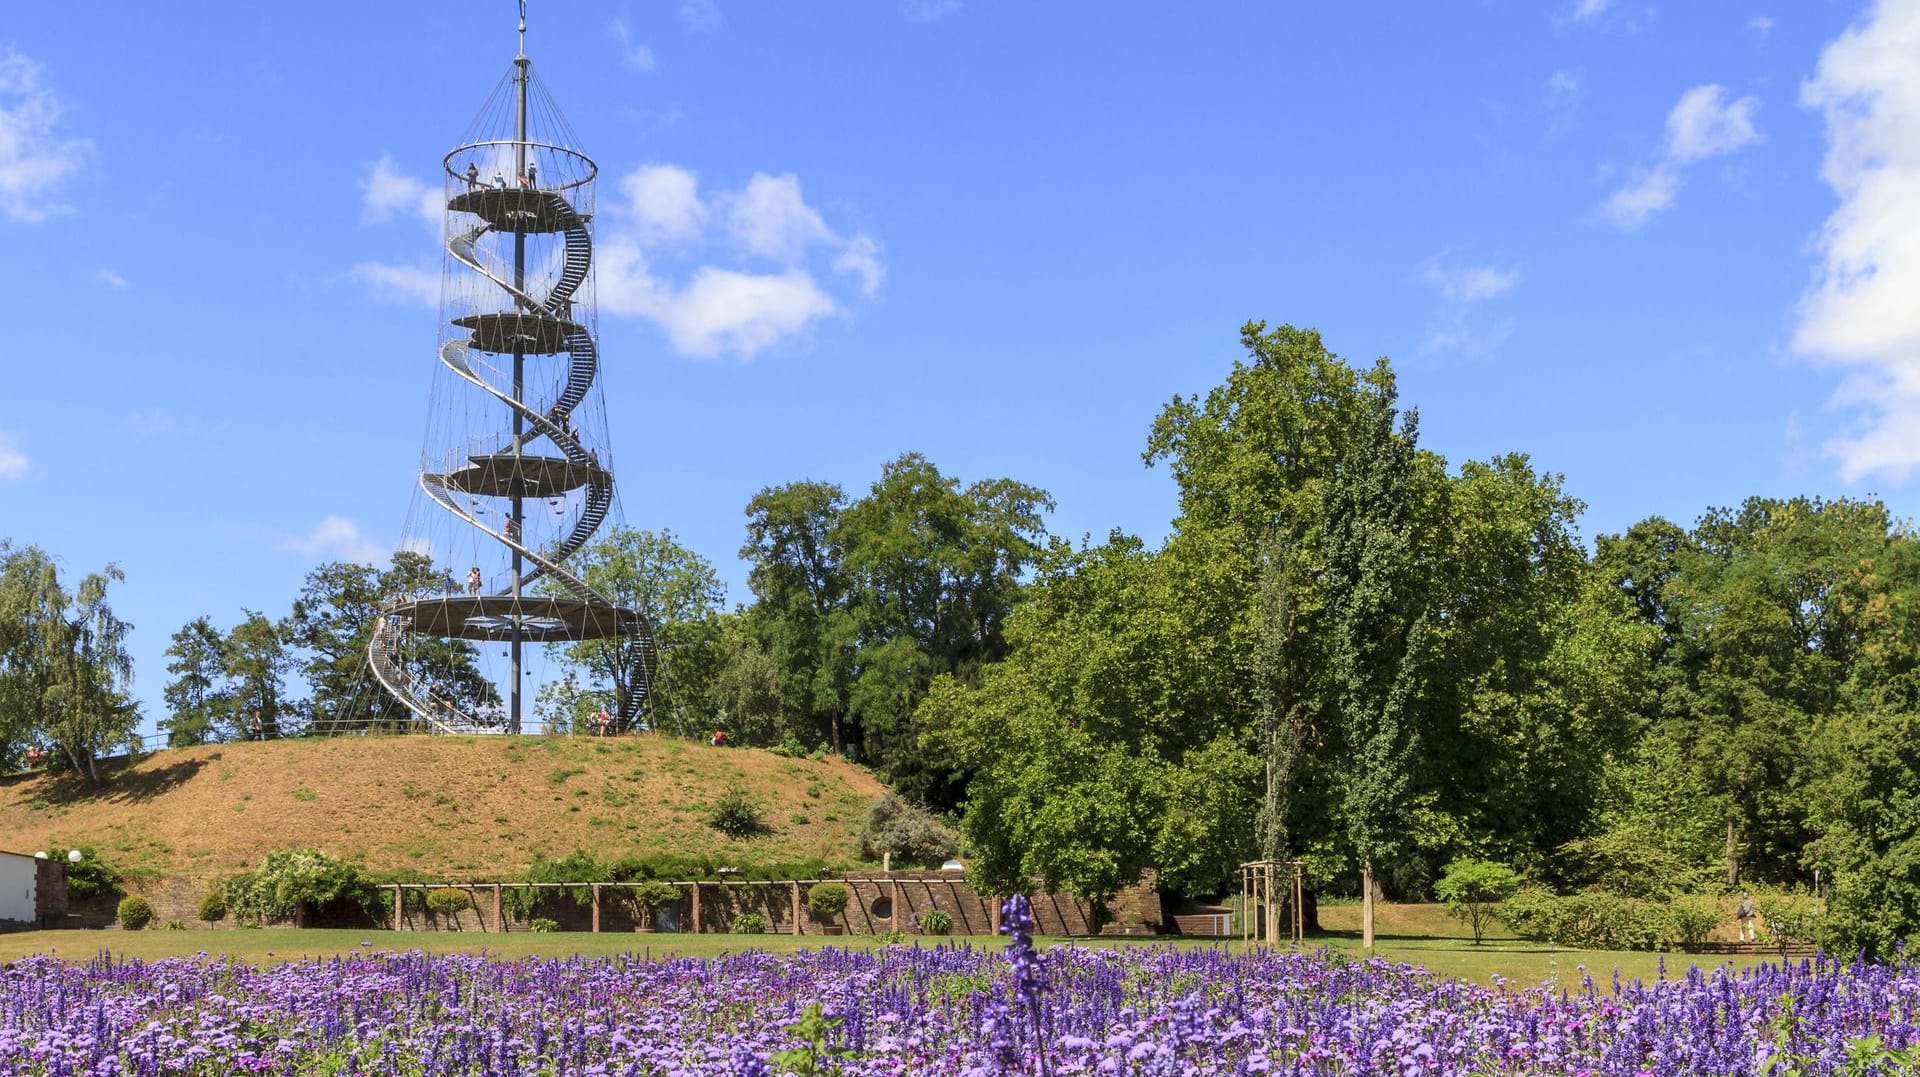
left=5, top=1, right=1919, bottom=729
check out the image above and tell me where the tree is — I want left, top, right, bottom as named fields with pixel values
left=1434, top=858, right=1521, bottom=945
left=162, top=616, right=233, bottom=746
left=742, top=480, right=853, bottom=753
left=0, top=545, right=141, bottom=784
left=1321, top=376, right=1431, bottom=949
left=549, top=527, right=726, bottom=734
left=224, top=610, right=292, bottom=739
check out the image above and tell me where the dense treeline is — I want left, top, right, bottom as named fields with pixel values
left=4, top=321, right=1917, bottom=953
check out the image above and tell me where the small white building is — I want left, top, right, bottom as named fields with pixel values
left=0, top=848, right=62, bottom=929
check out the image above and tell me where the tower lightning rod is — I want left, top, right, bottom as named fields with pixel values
left=509, top=0, right=530, bottom=731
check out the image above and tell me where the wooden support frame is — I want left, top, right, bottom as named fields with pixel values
left=1239, top=859, right=1305, bottom=947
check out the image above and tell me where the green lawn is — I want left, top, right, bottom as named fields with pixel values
left=0, top=926, right=1783, bottom=988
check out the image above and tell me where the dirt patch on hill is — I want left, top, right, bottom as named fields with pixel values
left=0, top=736, right=885, bottom=884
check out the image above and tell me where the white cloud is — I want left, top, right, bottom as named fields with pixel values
left=1570, top=0, right=1615, bottom=23
left=621, top=163, right=707, bottom=245
left=594, top=236, right=839, bottom=358
left=94, top=268, right=127, bottom=288
left=359, top=154, right=439, bottom=228
left=722, top=172, right=836, bottom=262
left=0, top=47, right=89, bottom=224
left=1423, top=262, right=1519, bottom=303
left=681, top=0, right=722, bottom=33
left=122, top=411, right=174, bottom=440
left=347, top=262, right=440, bottom=307
left=0, top=430, right=26, bottom=481
left=279, top=516, right=389, bottom=564
left=1795, top=0, right=1920, bottom=481
left=1749, top=15, right=1775, bottom=38
left=1600, top=84, right=1762, bottom=230
left=1600, top=163, right=1680, bottom=230
left=593, top=164, right=883, bottom=358
left=610, top=17, right=656, bottom=72
left=833, top=233, right=886, bottom=297
left=1664, top=84, right=1763, bottom=164
left=1422, top=319, right=1517, bottom=357
left=903, top=0, right=963, bottom=21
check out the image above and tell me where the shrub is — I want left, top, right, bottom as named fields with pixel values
left=633, top=880, right=679, bottom=909
left=57, top=846, right=121, bottom=901
left=709, top=788, right=766, bottom=838
left=221, top=848, right=378, bottom=926
left=506, top=851, right=607, bottom=918
left=117, top=896, right=154, bottom=931
left=426, top=888, right=472, bottom=922
left=858, top=793, right=960, bottom=867
left=163, top=919, right=187, bottom=931
left=806, top=882, right=849, bottom=921
left=919, top=909, right=955, bottom=935
left=1665, top=894, right=1721, bottom=948
left=732, top=912, right=768, bottom=934
left=196, top=891, right=228, bottom=926
left=529, top=918, right=558, bottom=933
left=1434, top=858, right=1522, bottom=945
left=1757, top=889, right=1823, bottom=953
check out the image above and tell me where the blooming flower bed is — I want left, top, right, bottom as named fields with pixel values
left=0, top=943, right=1915, bottom=1075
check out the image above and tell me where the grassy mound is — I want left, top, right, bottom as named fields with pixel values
left=0, top=736, right=885, bottom=882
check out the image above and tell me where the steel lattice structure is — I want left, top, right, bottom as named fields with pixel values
left=369, top=14, right=655, bottom=735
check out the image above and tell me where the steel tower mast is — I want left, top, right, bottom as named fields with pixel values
left=366, top=4, right=657, bottom=737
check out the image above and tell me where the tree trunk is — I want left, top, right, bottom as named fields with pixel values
left=1362, top=859, right=1375, bottom=950
left=830, top=709, right=842, bottom=756
left=1726, top=818, right=1740, bottom=887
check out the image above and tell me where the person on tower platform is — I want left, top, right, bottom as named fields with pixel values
left=465, top=162, right=480, bottom=189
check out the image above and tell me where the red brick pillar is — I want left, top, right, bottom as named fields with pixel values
left=991, top=896, right=1001, bottom=936
left=392, top=886, right=403, bottom=932
left=691, top=882, right=702, bottom=933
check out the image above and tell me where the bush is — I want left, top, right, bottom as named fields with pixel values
left=117, top=896, right=154, bottom=931
left=919, top=909, right=954, bottom=935
left=806, top=882, right=849, bottom=921
left=732, top=912, right=768, bottom=934
left=426, top=888, right=472, bottom=922
left=1434, top=858, right=1522, bottom=945
left=1666, top=894, right=1722, bottom=947
left=221, top=848, right=378, bottom=926
left=506, top=851, right=607, bottom=918
left=163, top=920, right=187, bottom=931
left=57, top=846, right=121, bottom=901
left=196, top=891, right=228, bottom=926
left=1757, top=889, right=1823, bottom=953
left=633, top=880, right=679, bottom=909
left=529, top=918, right=558, bottom=933
left=1499, top=887, right=1728, bottom=951
left=709, top=788, right=766, bottom=838
left=858, top=793, right=961, bottom=867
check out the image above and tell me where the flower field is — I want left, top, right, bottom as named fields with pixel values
left=1, top=943, right=1916, bottom=1075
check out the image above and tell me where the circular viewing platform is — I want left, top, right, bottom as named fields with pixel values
left=447, top=187, right=580, bottom=233
left=452, top=312, right=586, bottom=354
left=394, top=595, right=648, bottom=642
left=439, top=454, right=608, bottom=498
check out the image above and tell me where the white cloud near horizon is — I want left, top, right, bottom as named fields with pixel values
left=1421, top=259, right=1520, bottom=357
left=279, top=516, right=389, bottom=565
left=1424, top=262, right=1520, bottom=303
left=346, top=262, right=440, bottom=307
left=1602, top=84, right=1762, bottom=230
left=0, top=430, right=26, bottom=481
left=359, top=154, right=439, bottom=228
left=1795, top=0, right=1920, bottom=481
left=610, top=17, right=657, bottom=72
left=0, top=47, right=89, bottom=224
left=94, top=269, right=127, bottom=288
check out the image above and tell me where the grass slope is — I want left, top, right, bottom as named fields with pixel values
left=0, top=736, right=886, bottom=882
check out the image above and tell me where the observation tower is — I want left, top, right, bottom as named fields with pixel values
left=369, top=7, right=655, bottom=734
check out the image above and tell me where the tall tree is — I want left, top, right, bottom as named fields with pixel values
left=1320, top=377, right=1431, bottom=948
left=0, top=545, right=141, bottom=783
left=224, top=610, right=292, bottom=739
left=741, top=480, right=852, bottom=752
left=548, top=527, right=726, bottom=734
left=162, top=616, right=233, bottom=746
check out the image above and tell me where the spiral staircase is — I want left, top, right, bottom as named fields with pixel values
left=368, top=44, right=656, bottom=736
